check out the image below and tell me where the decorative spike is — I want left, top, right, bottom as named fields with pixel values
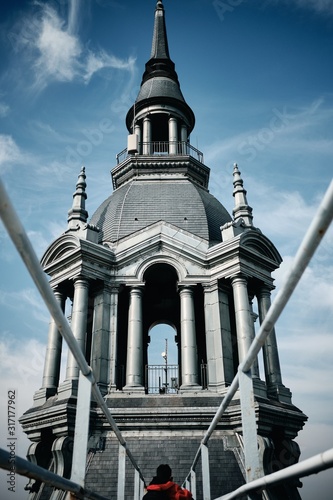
left=232, top=163, right=253, bottom=227
left=67, top=166, right=89, bottom=229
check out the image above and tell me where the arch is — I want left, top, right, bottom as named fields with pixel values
left=41, top=233, right=80, bottom=267
left=240, top=231, right=282, bottom=266
left=137, top=255, right=186, bottom=282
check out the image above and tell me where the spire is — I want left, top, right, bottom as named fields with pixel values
left=151, top=1, right=170, bottom=60
left=232, top=163, right=253, bottom=227
left=67, top=166, right=88, bottom=230
left=141, top=0, right=179, bottom=88
left=126, top=0, right=195, bottom=134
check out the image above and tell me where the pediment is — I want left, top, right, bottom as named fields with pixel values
left=240, top=230, right=282, bottom=266
left=41, top=233, right=80, bottom=267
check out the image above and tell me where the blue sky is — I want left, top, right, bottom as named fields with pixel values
left=0, top=0, right=332, bottom=498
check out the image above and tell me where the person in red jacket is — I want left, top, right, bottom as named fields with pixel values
left=144, top=464, right=193, bottom=499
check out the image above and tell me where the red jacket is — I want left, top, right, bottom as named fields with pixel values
left=146, top=481, right=193, bottom=499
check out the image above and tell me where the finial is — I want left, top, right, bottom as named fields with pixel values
left=67, top=166, right=88, bottom=230
left=156, top=0, right=163, bottom=9
left=232, top=163, right=253, bottom=227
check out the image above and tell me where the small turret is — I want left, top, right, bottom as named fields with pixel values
left=232, top=163, right=253, bottom=227
left=67, top=166, right=88, bottom=230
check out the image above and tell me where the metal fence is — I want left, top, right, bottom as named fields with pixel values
left=146, top=364, right=179, bottom=394
left=116, top=141, right=204, bottom=164
left=0, top=176, right=333, bottom=500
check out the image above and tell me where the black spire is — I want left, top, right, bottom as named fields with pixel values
left=126, top=1, right=195, bottom=134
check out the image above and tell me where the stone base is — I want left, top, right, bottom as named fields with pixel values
left=57, top=379, right=79, bottom=399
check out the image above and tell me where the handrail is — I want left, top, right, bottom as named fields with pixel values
left=0, top=177, right=146, bottom=487
left=116, top=140, right=204, bottom=164
left=216, top=448, right=333, bottom=500
left=185, top=179, right=333, bottom=486
left=0, top=448, right=110, bottom=500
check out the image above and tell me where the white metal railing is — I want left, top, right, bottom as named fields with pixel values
left=183, top=178, right=333, bottom=499
left=0, top=177, right=146, bottom=499
left=116, top=141, right=204, bottom=163
left=1, top=175, right=332, bottom=500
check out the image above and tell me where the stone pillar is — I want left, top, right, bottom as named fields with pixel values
left=169, top=117, right=178, bottom=154
left=143, top=116, right=152, bottom=154
left=91, top=285, right=112, bottom=395
left=65, top=277, right=89, bottom=380
left=231, top=275, right=259, bottom=376
left=203, top=282, right=234, bottom=391
left=179, top=286, right=200, bottom=390
left=134, top=123, right=142, bottom=154
left=124, top=287, right=144, bottom=391
left=181, top=123, right=188, bottom=154
left=41, top=288, right=66, bottom=395
left=109, top=286, right=119, bottom=392
left=257, top=286, right=291, bottom=402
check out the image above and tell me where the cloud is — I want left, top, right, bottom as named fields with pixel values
left=12, top=2, right=137, bottom=92
left=0, top=135, right=24, bottom=173
left=84, top=49, right=136, bottom=83
left=266, top=0, right=333, bottom=16
left=0, top=102, right=10, bottom=117
left=0, top=288, right=49, bottom=324
left=33, top=3, right=82, bottom=90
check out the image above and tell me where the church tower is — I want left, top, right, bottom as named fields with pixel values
left=20, top=1, right=306, bottom=498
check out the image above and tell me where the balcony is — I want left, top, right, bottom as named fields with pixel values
left=116, top=141, right=204, bottom=164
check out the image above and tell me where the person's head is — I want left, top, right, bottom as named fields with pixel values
left=156, top=464, right=172, bottom=483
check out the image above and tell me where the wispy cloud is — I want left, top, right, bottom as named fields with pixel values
left=11, top=2, right=136, bottom=92
left=0, top=288, right=49, bottom=323
left=267, top=0, right=333, bottom=16
left=0, top=135, right=24, bottom=173
left=0, top=102, right=10, bottom=117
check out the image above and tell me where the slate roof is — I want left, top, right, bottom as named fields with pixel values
left=89, top=179, right=231, bottom=245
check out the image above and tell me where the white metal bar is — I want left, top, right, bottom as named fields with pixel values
left=190, top=469, right=197, bottom=500
left=71, top=371, right=92, bottom=486
left=0, top=178, right=146, bottom=485
left=0, top=448, right=109, bottom=500
left=117, top=443, right=126, bottom=500
left=238, top=369, right=261, bottom=484
left=187, top=179, right=333, bottom=476
left=215, top=448, right=333, bottom=500
left=201, top=443, right=211, bottom=500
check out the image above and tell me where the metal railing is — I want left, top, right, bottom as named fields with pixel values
left=116, top=141, right=204, bottom=164
left=1, top=175, right=332, bottom=500
left=182, top=178, right=333, bottom=499
left=0, top=178, right=146, bottom=499
left=146, top=364, right=179, bottom=394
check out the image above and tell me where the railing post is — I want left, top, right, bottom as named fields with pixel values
left=70, top=370, right=92, bottom=486
left=190, top=469, right=197, bottom=499
left=239, top=368, right=262, bottom=498
left=201, top=443, right=211, bottom=500
left=117, top=443, right=126, bottom=500
left=134, top=468, right=144, bottom=500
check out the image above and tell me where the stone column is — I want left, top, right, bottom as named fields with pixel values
left=203, top=282, right=234, bottom=391
left=231, top=275, right=259, bottom=377
left=181, top=123, right=188, bottom=154
left=143, top=116, right=152, bottom=154
left=134, top=123, right=142, bottom=154
left=169, top=117, right=178, bottom=154
left=65, top=277, right=89, bottom=380
left=41, top=288, right=66, bottom=395
left=257, top=285, right=291, bottom=402
left=109, top=286, right=119, bottom=392
left=91, top=285, right=112, bottom=395
left=124, top=287, right=144, bottom=390
left=179, top=286, right=200, bottom=390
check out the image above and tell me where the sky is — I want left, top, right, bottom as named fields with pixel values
left=0, top=0, right=332, bottom=498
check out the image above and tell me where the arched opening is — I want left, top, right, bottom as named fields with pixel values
left=147, top=323, right=179, bottom=394
left=143, top=263, right=180, bottom=393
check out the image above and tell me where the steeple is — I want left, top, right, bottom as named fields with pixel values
left=67, top=166, right=88, bottom=230
left=232, top=163, right=253, bottom=227
left=126, top=0, right=195, bottom=138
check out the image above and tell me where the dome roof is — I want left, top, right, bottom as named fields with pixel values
left=90, top=179, right=231, bottom=245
